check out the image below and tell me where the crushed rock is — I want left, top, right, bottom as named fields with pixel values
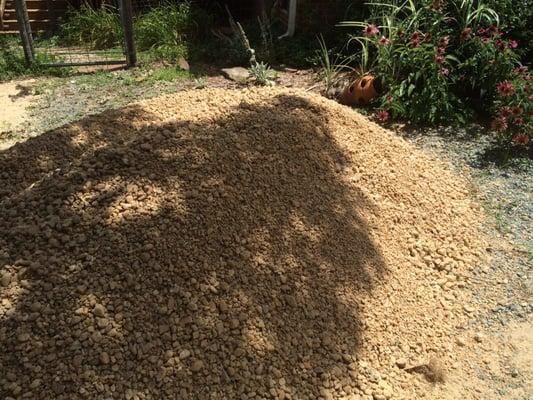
left=0, top=88, right=487, bottom=399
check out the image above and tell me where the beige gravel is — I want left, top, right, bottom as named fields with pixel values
left=0, top=88, right=487, bottom=399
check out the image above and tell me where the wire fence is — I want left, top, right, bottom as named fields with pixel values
left=9, top=0, right=307, bottom=71
left=13, top=0, right=134, bottom=68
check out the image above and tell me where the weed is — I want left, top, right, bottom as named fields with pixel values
left=58, top=2, right=122, bottom=50
left=134, top=1, right=212, bottom=61
left=314, top=35, right=354, bottom=95
left=0, top=36, right=70, bottom=81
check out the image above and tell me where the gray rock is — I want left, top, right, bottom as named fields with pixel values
left=221, top=67, right=249, bottom=83
left=177, top=57, right=190, bottom=71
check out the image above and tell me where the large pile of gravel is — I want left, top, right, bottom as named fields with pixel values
left=0, top=88, right=486, bottom=399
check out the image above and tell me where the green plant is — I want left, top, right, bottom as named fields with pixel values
left=58, top=2, right=122, bottom=50
left=144, top=66, right=191, bottom=83
left=339, top=0, right=522, bottom=125
left=490, top=67, right=531, bottom=147
left=485, top=0, right=533, bottom=63
left=314, top=35, right=354, bottom=95
left=0, top=36, right=69, bottom=81
left=249, top=61, right=276, bottom=86
left=134, top=1, right=212, bottom=61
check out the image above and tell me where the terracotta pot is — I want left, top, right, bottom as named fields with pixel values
left=339, top=75, right=379, bottom=106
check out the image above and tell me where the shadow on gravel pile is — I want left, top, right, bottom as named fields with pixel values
left=0, top=94, right=386, bottom=399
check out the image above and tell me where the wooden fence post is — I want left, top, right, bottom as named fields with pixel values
left=119, top=0, right=136, bottom=68
left=14, top=0, right=34, bottom=65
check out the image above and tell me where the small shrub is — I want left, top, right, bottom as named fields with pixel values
left=58, top=3, right=122, bottom=50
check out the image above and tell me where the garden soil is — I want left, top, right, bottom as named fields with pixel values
left=0, top=88, right=491, bottom=399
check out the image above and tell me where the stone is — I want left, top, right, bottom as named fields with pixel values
left=177, top=57, right=190, bottom=71
left=17, top=333, right=30, bottom=342
left=463, top=305, right=475, bottom=313
left=190, top=359, right=203, bottom=372
left=1, top=271, right=11, bottom=287
left=395, top=358, right=407, bottom=369
left=93, top=304, right=106, bottom=317
left=100, top=352, right=110, bottom=365
left=179, top=349, right=191, bottom=359
left=221, top=67, right=250, bottom=83
left=474, top=332, right=483, bottom=343
left=456, top=337, right=466, bottom=347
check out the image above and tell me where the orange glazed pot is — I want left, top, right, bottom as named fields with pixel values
left=339, top=75, right=379, bottom=106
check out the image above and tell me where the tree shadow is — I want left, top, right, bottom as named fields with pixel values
left=0, top=92, right=387, bottom=399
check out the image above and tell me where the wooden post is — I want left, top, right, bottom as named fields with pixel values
left=14, top=0, right=34, bottom=65
left=119, top=0, right=136, bottom=67
left=1, top=0, right=7, bottom=30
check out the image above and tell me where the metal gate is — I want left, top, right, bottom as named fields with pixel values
left=13, top=0, right=136, bottom=68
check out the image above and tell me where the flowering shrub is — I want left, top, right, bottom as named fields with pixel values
left=491, top=68, right=531, bottom=147
left=339, top=0, right=529, bottom=145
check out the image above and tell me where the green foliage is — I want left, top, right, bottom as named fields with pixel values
left=58, top=2, right=122, bottom=50
left=314, top=35, right=354, bottom=94
left=143, top=66, right=191, bottom=83
left=249, top=61, right=277, bottom=86
left=485, top=0, right=533, bottom=63
left=0, top=36, right=69, bottom=81
left=134, top=1, right=211, bottom=61
left=339, top=0, right=526, bottom=127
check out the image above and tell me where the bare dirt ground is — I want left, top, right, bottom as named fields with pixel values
left=0, top=69, right=531, bottom=400
left=0, top=80, right=38, bottom=150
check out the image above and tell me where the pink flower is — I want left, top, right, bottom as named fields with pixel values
left=499, top=106, right=512, bottom=118
left=363, top=24, right=380, bottom=37
left=481, top=37, right=491, bottom=44
left=460, top=27, right=472, bottom=41
left=496, top=81, right=515, bottom=97
left=386, top=95, right=394, bottom=103
left=437, top=47, right=446, bottom=55
left=512, top=134, right=529, bottom=145
left=514, top=65, right=528, bottom=75
left=379, top=36, right=391, bottom=45
left=435, top=55, right=445, bottom=65
left=495, top=39, right=506, bottom=51
left=376, top=110, right=390, bottom=122
left=491, top=117, right=508, bottom=132
left=477, top=28, right=486, bottom=35
left=513, top=117, right=524, bottom=126
left=511, top=106, right=523, bottom=116
left=438, top=36, right=450, bottom=47
left=509, top=39, right=518, bottom=49
left=439, top=68, right=449, bottom=76
left=410, top=32, right=422, bottom=47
